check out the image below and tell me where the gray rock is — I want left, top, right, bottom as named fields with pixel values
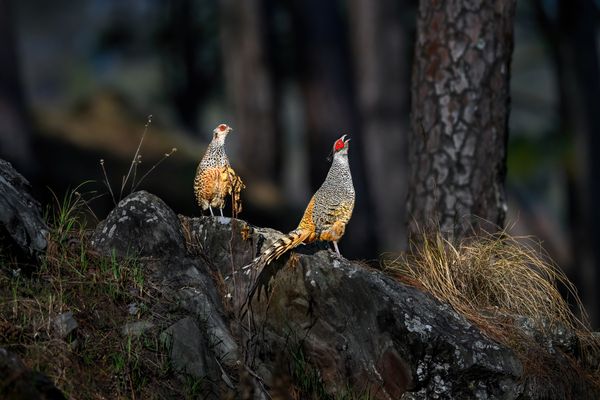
left=127, top=302, right=139, bottom=315
left=121, top=320, right=155, bottom=337
left=0, top=347, right=66, bottom=399
left=161, top=317, right=221, bottom=399
left=183, top=215, right=600, bottom=400
left=52, top=311, right=78, bottom=339
left=0, top=158, right=47, bottom=256
left=90, top=190, right=185, bottom=258
left=154, top=256, right=240, bottom=369
left=161, top=317, right=216, bottom=379
left=90, top=195, right=598, bottom=399
left=250, top=252, right=522, bottom=399
left=514, top=315, right=578, bottom=355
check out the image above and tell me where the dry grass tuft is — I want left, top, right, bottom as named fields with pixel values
left=386, top=232, right=584, bottom=333
left=384, top=230, right=600, bottom=389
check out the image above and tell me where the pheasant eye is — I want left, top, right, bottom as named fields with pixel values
left=334, top=139, right=345, bottom=152
left=219, top=124, right=227, bottom=131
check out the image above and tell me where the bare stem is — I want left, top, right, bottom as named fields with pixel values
left=121, top=115, right=152, bottom=199
left=130, top=155, right=142, bottom=193
left=132, top=148, right=177, bottom=192
left=100, top=159, right=116, bottom=206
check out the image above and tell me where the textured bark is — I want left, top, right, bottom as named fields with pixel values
left=348, top=0, right=411, bottom=251
left=407, top=0, right=516, bottom=241
left=220, top=0, right=278, bottom=182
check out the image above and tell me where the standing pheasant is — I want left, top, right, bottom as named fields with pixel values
left=250, top=134, right=354, bottom=268
left=193, top=123, right=245, bottom=217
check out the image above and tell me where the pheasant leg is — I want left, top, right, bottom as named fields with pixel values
left=333, top=241, right=341, bottom=256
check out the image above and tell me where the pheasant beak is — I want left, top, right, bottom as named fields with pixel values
left=341, top=134, right=350, bottom=150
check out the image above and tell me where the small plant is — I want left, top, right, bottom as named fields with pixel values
left=46, top=181, right=98, bottom=245
left=99, top=115, right=177, bottom=205
left=110, top=250, right=121, bottom=281
left=111, top=352, right=127, bottom=374
left=131, top=261, right=145, bottom=296
left=289, top=342, right=331, bottom=400
left=183, top=374, right=205, bottom=397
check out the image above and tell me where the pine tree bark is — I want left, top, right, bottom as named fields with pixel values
left=348, top=0, right=412, bottom=251
left=407, top=0, right=516, bottom=241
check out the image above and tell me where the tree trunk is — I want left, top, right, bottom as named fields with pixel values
left=0, top=0, right=33, bottom=174
left=348, top=0, right=412, bottom=251
left=220, top=0, right=278, bottom=182
left=289, top=0, right=377, bottom=259
left=407, top=0, right=516, bottom=241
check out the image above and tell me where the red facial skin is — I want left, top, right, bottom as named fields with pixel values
left=334, top=139, right=345, bottom=152
left=219, top=124, right=227, bottom=132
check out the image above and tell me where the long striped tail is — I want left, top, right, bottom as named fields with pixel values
left=241, top=228, right=312, bottom=309
left=253, top=228, right=312, bottom=268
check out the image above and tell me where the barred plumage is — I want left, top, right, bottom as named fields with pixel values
left=193, top=124, right=245, bottom=217
left=249, top=134, right=355, bottom=269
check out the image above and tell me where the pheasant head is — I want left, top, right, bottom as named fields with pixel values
left=332, top=134, right=350, bottom=158
left=212, top=123, right=232, bottom=145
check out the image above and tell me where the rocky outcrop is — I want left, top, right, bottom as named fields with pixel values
left=186, top=216, right=524, bottom=399
left=0, top=159, right=47, bottom=256
left=91, top=191, right=240, bottom=399
left=90, top=190, right=186, bottom=258
left=89, top=191, right=600, bottom=399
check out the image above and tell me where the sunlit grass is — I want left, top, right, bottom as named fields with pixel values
left=384, top=229, right=600, bottom=390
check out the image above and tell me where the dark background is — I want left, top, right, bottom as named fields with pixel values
left=1, top=0, right=599, bottom=325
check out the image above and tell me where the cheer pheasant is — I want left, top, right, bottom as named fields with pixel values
left=250, top=134, right=354, bottom=268
left=194, top=123, right=245, bottom=217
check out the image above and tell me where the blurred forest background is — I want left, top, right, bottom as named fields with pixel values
left=1, top=0, right=599, bottom=326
